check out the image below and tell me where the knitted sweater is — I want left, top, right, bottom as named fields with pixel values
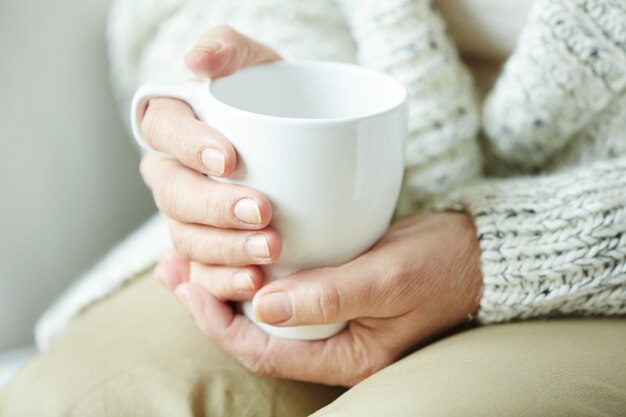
left=35, top=0, right=626, bottom=349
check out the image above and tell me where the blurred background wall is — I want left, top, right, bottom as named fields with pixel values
left=0, top=0, right=155, bottom=352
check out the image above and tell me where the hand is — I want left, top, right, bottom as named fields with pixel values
left=139, top=26, right=282, bottom=291
left=158, top=212, right=484, bottom=386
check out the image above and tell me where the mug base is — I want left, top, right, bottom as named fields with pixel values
left=242, top=301, right=347, bottom=340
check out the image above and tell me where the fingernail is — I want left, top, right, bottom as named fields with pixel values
left=233, top=271, right=255, bottom=291
left=201, top=148, right=225, bottom=175
left=192, top=39, right=223, bottom=54
left=254, top=292, right=292, bottom=323
left=175, top=286, right=194, bottom=316
left=234, top=198, right=262, bottom=225
left=246, top=234, right=270, bottom=259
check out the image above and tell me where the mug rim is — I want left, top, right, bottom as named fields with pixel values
left=206, top=60, right=408, bottom=125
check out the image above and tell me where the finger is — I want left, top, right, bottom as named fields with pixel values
left=141, top=153, right=271, bottom=229
left=189, top=263, right=264, bottom=301
left=153, top=249, right=190, bottom=291
left=175, top=283, right=365, bottom=386
left=252, top=258, right=386, bottom=326
left=166, top=218, right=282, bottom=266
left=140, top=97, right=237, bottom=177
left=185, top=25, right=281, bottom=79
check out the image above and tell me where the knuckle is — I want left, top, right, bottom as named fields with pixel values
left=170, top=224, right=195, bottom=259
left=138, top=155, right=152, bottom=183
left=190, top=265, right=218, bottom=293
left=377, top=270, right=410, bottom=310
left=201, top=25, right=238, bottom=43
left=154, top=174, right=179, bottom=215
left=142, top=99, right=189, bottom=152
left=385, top=258, right=409, bottom=288
left=203, top=270, right=228, bottom=296
left=217, top=277, right=234, bottom=298
left=205, top=234, right=239, bottom=266
left=187, top=264, right=201, bottom=285
left=220, top=237, right=240, bottom=265
left=235, top=333, right=275, bottom=376
left=372, top=252, right=412, bottom=296
left=202, top=197, right=215, bottom=226
left=213, top=24, right=237, bottom=38
left=314, top=281, right=342, bottom=323
left=204, top=193, right=230, bottom=227
left=240, top=351, right=272, bottom=377
left=140, top=100, right=163, bottom=146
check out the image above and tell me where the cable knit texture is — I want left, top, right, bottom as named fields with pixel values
left=36, top=0, right=626, bottom=348
left=441, top=0, right=626, bottom=323
left=107, top=0, right=356, bottom=122
left=482, top=0, right=626, bottom=172
left=441, top=158, right=626, bottom=322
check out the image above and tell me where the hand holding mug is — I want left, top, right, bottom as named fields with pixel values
left=139, top=26, right=282, bottom=299
left=139, top=26, right=483, bottom=386
left=157, top=212, right=483, bottom=386
left=136, top=25, right=408, bottom=340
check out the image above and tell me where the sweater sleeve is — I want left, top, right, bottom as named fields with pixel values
left=106, top=0, right=356, bottom=123
left=440, top=157, right=626, bottom=324
left=337, top=0, right=482, bottom=218
left=482, top=0, right=626, bottom=169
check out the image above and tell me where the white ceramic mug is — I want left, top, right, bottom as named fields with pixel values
left=131, top=61, right=407, bottom=340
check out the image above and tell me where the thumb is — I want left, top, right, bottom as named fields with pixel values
left=185, top=25, right=281, bottom=79
left=252, top=262, right=375, bottom=327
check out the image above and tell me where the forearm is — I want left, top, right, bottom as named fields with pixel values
left=482, top=0, right=626, bottom=168
left=441, top=157, right=626, bottom=323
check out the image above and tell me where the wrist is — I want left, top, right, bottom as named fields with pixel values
left=459, top=212, right=483, bottom=322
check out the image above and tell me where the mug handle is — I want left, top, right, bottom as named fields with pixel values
left=130, top=81, right=210, bottom=151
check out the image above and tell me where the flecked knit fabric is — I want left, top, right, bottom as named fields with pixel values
left=441, top=0, right=626, bottom=323
left=482, top=0, right=626, bottom=173
left=35, top=0, right=626, bottom=348
left=440, top=157, right=626, bottom=322
left=107, top=0, right=356, bottom=123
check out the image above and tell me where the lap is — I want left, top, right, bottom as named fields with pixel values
left=0, top=271, right=344, bottom=417
left=313, top=317, right=626, bottom=417
left=1, top=271, right=625, bottom=417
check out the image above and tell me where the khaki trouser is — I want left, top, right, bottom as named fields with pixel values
left=1, top=271, right=625, bottom=417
